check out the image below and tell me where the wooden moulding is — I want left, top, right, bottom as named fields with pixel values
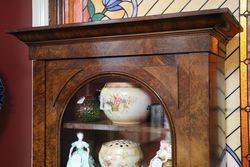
left=28, top=32, right=211, bottom=60
left=8, top=8, right=241, bottom=42
left=7, top=8, right=242, bottom=60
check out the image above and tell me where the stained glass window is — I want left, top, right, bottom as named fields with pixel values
left=64, top=0, right=138, bottom=23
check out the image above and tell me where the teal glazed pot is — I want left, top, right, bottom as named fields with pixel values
left=75, top=98, right=102, bottom=122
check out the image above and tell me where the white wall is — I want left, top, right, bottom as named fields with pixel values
left=32, top=0, right=49, bottom=26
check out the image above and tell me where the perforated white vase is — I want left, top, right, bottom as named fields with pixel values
left=99, top=140, right=143, bottom=167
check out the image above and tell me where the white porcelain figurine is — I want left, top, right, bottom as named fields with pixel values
left=66, top=132, right=94, bottom=167
left=149, top=140, right=172, bottom=167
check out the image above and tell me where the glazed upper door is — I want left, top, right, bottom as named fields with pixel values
left=46, top=55, right=177, bottom=166
left=60, top=75, right=174, bottom=166
left=45, top=53, right=211, bottom=167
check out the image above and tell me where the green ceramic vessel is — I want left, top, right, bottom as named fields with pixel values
left=75, top=98, right=102, bottom=122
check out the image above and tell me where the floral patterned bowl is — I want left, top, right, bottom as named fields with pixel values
left=100, top=82, right=151, bottom=124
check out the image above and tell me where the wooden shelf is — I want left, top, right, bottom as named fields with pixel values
left=63, top=122, right=170, bottom=134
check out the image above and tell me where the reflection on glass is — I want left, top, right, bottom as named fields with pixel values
left=60, top=75, right=172, bottom=166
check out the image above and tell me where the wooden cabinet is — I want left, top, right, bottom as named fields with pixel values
left=9, top=8, right=241, bottom=167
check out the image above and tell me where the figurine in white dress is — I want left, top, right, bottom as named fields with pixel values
left=66, top=132, right=94, bottom=167
left=149, top=140, right=172, bottom=167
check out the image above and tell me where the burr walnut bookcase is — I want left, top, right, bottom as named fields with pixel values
left=9, top=8, right=241, bottom=167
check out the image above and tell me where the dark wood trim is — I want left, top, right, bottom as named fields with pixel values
left=8, top=8, right=242, bottom=43
left=57, top=0, right=64, bottom=25
left=49, top=0, right=58, bottom=26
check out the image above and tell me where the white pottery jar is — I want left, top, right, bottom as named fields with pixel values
left=99, top=140, right=143, bottom=167
left=100, top=82, right=151, bottom=124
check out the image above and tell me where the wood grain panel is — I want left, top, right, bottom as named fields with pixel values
left=33, top=61, right=46, bottom=167
left=29, top=32, right=211, bottom=60
left=189, top=55, right=210, bottom=167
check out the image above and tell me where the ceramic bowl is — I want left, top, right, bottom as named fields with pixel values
left=100, top=82, right=151, bottom=124
left=99, top=140, right=143, bottom=167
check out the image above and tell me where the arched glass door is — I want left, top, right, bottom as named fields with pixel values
left=60, top=74, right=173, bottom=166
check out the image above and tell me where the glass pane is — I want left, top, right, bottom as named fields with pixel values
left=64, top=0, right=138, bottom=23
left=60, top=75, right=173, bottom=166
left=248, top=16, right=250, bottom=153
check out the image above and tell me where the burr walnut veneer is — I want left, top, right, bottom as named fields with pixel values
left=9, top=8, right=241, bottom=167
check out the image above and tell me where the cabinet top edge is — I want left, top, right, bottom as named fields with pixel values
left=7, top=8, right=242, bottom=43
